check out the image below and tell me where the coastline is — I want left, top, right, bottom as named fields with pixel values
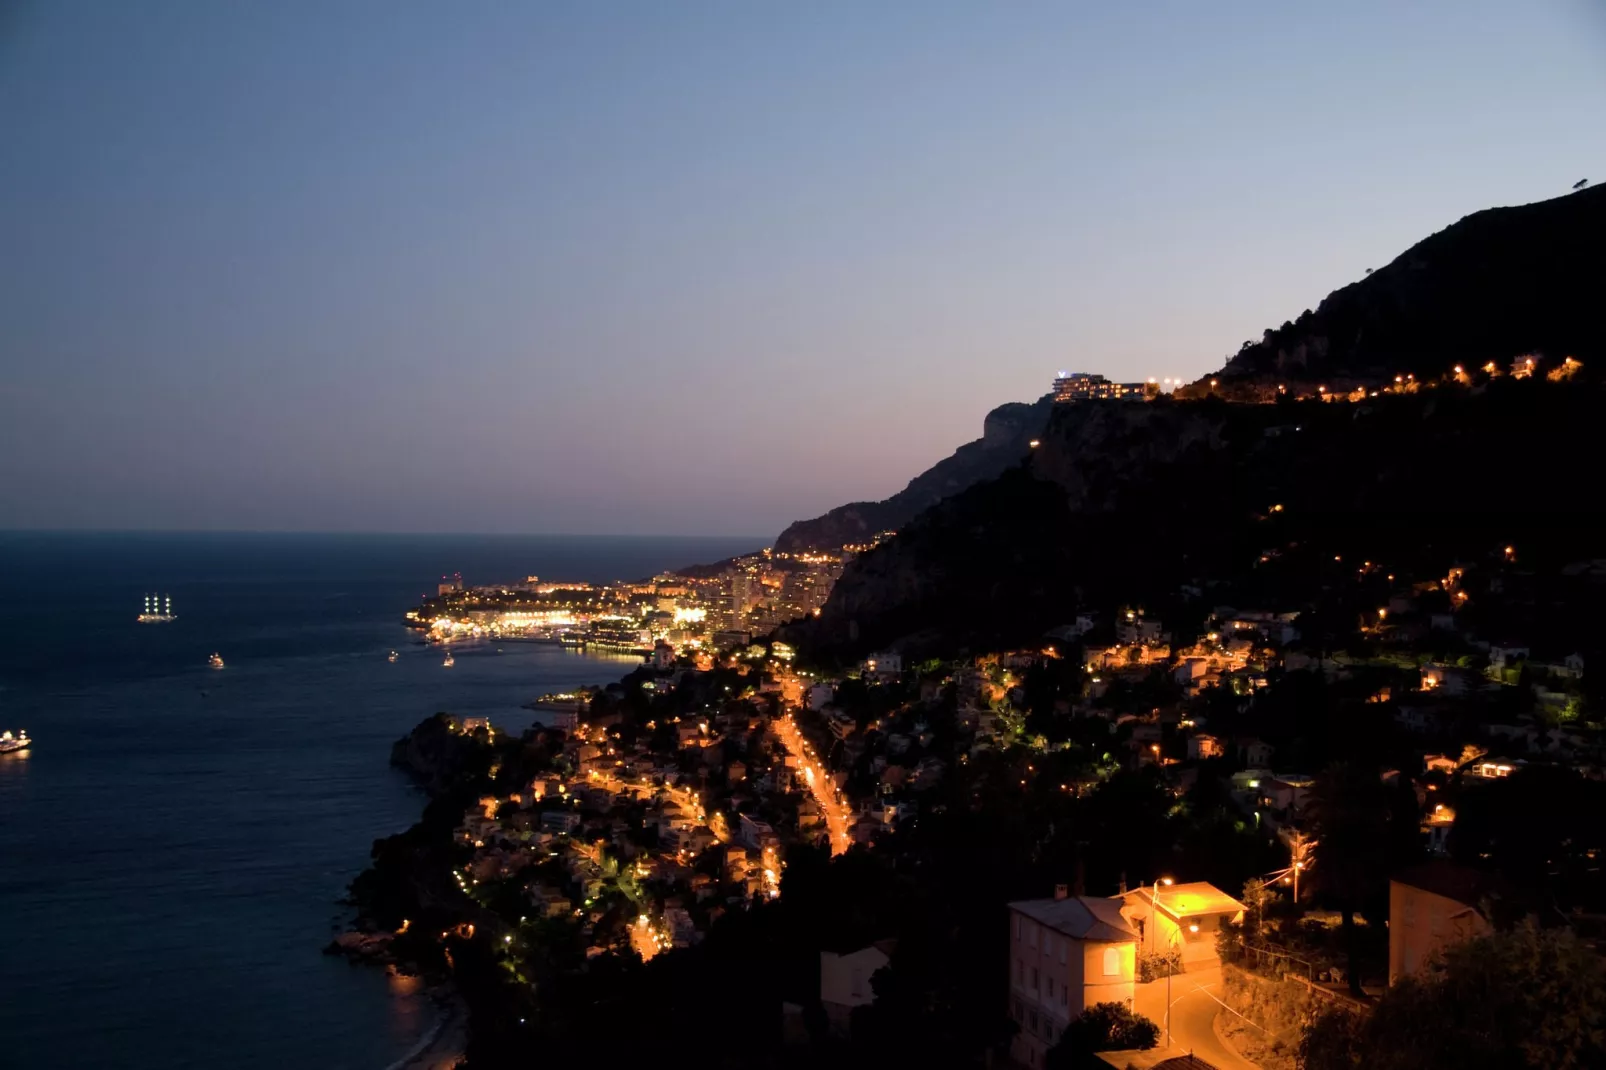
left=383, top=989, right=467, bottom=1070
left=350, top=659, right=645, bottom=1067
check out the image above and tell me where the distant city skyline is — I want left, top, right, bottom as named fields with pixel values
left=2, top=1, right=1604, bottom=536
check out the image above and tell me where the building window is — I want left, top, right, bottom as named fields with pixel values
left=1104, top=947, right=1121, bottom=976
left=1047, top=977, right=1055, bottom=999
left=1059, top=942, right=1067, bottom=965
left=1028, top=924, right=1037, bottom=949
left=1017, top=959, right=1023, bottom=982
left=1029, top=1010, right=1038, bottom=1031
left=1015, top=915, right=1022, bottom=941
left=1032, top=966, right=1039, bottom=990
left=1062, top=987, right=1068, bottom=1007
left=1014, top=998, right=1023, bottom=1021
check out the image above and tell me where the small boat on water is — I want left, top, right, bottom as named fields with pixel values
left=208, top=653, right=225, bottom=670
left=0, top=729, right=30, bottom=754
left=388, top=650, right=399, bottom=663
left=443, top=653, right=455, bottom=668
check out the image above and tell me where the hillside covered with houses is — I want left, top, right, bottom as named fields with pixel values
left=343, top=188, right=1606, bottom=1070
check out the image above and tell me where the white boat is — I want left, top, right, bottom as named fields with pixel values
left=208, top=653, right=225, bottom=670
left=443, top=653, right=455, bottom=668
left=137, top=593, right=177, bottom=623
left=388, top=650, right=399, bottom=663
left=0, top=729, right=30, bottom=754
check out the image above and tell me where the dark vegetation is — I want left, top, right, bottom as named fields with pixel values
left=802, top=374, right=1606, bottom=660
left=1046, top=1002, right=1160, bottom=1068
left=1300, top=923, right=1606, bottom=1070
left=1218, top=185, right=1606, bottom=385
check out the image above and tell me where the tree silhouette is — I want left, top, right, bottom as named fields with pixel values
left=1308, top=762, right=1390, bottom=994
left=1301, top=922, right=1606, bottom=1070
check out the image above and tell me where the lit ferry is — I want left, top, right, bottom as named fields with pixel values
left=208, top=653, right=225, bottom=670
left=0, top=729, right=30, bottom=754
left=442, top=653, right=455, bottom=668
left=138, top=594, right=177, bottom=623
left=388, top=650, right=399, bottom=663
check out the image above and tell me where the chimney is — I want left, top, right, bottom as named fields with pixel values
left=1118, top=871, right=1128, bottom=896
left=1054, top=883, right=1069, bottom=901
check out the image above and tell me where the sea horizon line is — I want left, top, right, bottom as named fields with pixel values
left=0, top=528, right=774, bottom=542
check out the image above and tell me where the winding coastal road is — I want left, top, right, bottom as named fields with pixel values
left=1132, top=966, right=1260, bottom=1070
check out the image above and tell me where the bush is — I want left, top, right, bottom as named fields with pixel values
left=1298, top=922, right=1606, bottom=1070
left=1137, top=947, right=1183, bottom=983
left=1046, top=1001, right=1160, bottom=1067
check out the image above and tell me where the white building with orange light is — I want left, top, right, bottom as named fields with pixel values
left=1008, top=888, right=1139, bottom=1067
left=1118, top=881, right=1245, bottom=971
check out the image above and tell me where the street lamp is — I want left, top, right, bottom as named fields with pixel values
left=1159, top=922, right=1202, bottom=1048
left=1148, top=877, right=1174, bottom=954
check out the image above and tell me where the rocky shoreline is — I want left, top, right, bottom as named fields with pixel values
left=329, top=712, right=538, bottom=1069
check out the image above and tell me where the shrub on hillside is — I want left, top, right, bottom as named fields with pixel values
left=1045, top=1002, right=1159, bottom=1068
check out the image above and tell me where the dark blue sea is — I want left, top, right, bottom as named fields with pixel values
left=0, top=531, right=762, bottom=1070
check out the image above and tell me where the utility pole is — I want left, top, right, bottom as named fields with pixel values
left=1166, top=940, right=1174, bottom=1047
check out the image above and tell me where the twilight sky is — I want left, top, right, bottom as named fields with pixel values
left=2, top=2, right=1603, bottom=537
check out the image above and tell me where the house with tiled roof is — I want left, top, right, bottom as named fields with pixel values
left=1119, top=881, right=1246, bottom=970
left=1388, top=860, right=1506, bottom=984
left=1008, top=887, right=1140, bottom=1068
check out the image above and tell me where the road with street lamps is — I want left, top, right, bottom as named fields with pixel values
left=1133, top=965, right=1261, bottom=1070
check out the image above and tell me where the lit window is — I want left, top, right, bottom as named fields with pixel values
left=1104, top=947, right=1121, bottom=976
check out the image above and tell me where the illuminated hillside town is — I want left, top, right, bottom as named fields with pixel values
left=11, top=5, right=1606, bottom=1066
left=349, top=345, right=1603, bottom=1063
left=1052, top=371, right=1181, bottom=402
left=405, top=544, right=862, bottom=654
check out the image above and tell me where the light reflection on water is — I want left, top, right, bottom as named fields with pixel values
left=0, top=634, right=637, bottom=1069
left=0, top=531, right=759, bottom=1070
left=387, top=969, right=428, bottom=1049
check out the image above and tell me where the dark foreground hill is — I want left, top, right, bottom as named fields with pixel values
left=1211, top=186, right=1606, bottom=389
left=790, top=375, right=1606, bottom=659
left=774, top=396, right=1053, bottom=552
left=785, top=188, right=1606, bottom=658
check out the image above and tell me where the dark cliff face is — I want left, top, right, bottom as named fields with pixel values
left=391, top=713, right=495, bottom=797
left=795, top=400, right=1232, bottom=655
left=797, top=380, right=1606, bottom=659
left=1211, top=185, right=1606, bottom=388
left=773, top=395, right=1053, bottom=552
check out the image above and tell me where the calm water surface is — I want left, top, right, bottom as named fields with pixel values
left=0, top=532, right=761, bottom=1069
